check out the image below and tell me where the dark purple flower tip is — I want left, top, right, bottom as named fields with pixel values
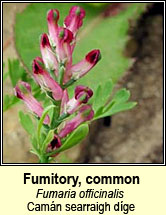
left=86, top=49, right=101, bottom=65
left=32, top=59, right=44, bottom=74
left=58, top=27, right=73, bottom=43
left=79, top=104, right=94, bottom=121
left=75, top=85, right=93, bottom=103
left=47, top=135, right=62, bottom=157
left=14, top=85, right=23, bottom=99
left=41, top=33, right=50, bottom=48
left=14, top=81, right=31, bottom=99
left=47, top=9, right=59, bottom=23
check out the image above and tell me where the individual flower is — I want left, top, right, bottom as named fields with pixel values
left=69, top=49, right=101, bottom=81
left=59, top=104, right=94, bottom=138
left=32, top=57, right=63, bottom=100
left=64, top=6, right=85, bottom=54
left=40, top=33, right=58, bottom=75
left=14, top=81, right=50, bottom=124
left=46, top=134, right=62, bottom=157
left=64, top=6, right=86, bottom=36
left=47, top=9, right=60, bottom=47
left=61, top=85, right=93, bottom=115
left=56, top=27, right=73, bottom=67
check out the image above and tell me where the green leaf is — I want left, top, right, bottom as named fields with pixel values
left=3, top=72, right=9, bottom=82
left=96, top=101, right=137, bottom=119
left=93, top=79, right=113, bottom=116
left=30, top=136, right=39, bottom=154
left=37, top=105, right=55, bottom=143
left=15, top=3, right=147, bottom=95
left=19, top=111, right=35, bottom=136
left=113, top=88, right=130, bottom=103
left=42, top=129, right=54, bottom=152
left=8, top=59, right=25, bottom=87
left=58, top=124, right=89, bottom=152
left=47, top=124, right=89, bottom=156
left=102, top=88, right=130, bottom=113
left=102, top=79, right=114, bottom=104
left=93, top=86, right=136, bottom=120
left=3, top=95, right=19, bottom=112
left=110, top=101, right=137, bottom=115
left=93, top=84, right=102, bottom=113
left=93, top=79, right=113, bottom=113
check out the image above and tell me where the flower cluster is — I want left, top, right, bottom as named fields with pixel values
left=14, top=6, right=101, bottom=156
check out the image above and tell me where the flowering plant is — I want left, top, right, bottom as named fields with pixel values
left=13, top=6, right=136, bottom=163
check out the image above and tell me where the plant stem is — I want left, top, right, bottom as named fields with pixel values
left=54, top=113, right=69, bottom=128
left=58, top=64, right=65, bottom=86
left=62, top=79, right=76, bottom=89
left=39, top=155, right=49, bottom=163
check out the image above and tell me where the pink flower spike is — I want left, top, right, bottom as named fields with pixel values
left=65, top=85, right=93, bottom=115
left=64, top=6, right=85, bottom=36
left=59, top=105, right=94, bottom=138
left=46, top=135, right=62, bottom=157
left=47, top=9, right=60, bottom=46
left=32, top=58, right=63, bottom=101
left=40, top=33, right=58, bottom=75
left=70, top=49, right=101, bottom=80
left=14, top=81, right=50, bottom=124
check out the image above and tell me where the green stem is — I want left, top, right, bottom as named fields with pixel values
left=49, top=69, right=57, bottom=81
left=51, top=106, right=60, bottom=128
left=54, top=113, right=69, bottom=128
left=58, top=65, right=65, bottom=86
left=39, top=155, right=49, bottom=163
left=62, top=79, right=76, bottom=89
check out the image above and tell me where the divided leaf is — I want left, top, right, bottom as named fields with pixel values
left=112, top=88, right=130, bottom=103
left=93, top=79, right=113, bottom=114
left=94, top=87, right=137, bottom=120
left=100, top=101, right=137, bottom=118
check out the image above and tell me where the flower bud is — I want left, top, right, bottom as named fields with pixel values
left=47, top=9, right=60, bottom=46
left=32, top=58, right=63, bottom=101
left=64, top=6, right=85, bottom=36
left=59, top=104, right=94, bottom=138
left=14, top=81, right=50, bottom=124
left=71, top=49, right=101, bottom=80
left=40, top=33, right=58, bottom=74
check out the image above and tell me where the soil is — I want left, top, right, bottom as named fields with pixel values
left=3, top=3, right=164, bottom=163
left=80, top=4, right=163, bottom=163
